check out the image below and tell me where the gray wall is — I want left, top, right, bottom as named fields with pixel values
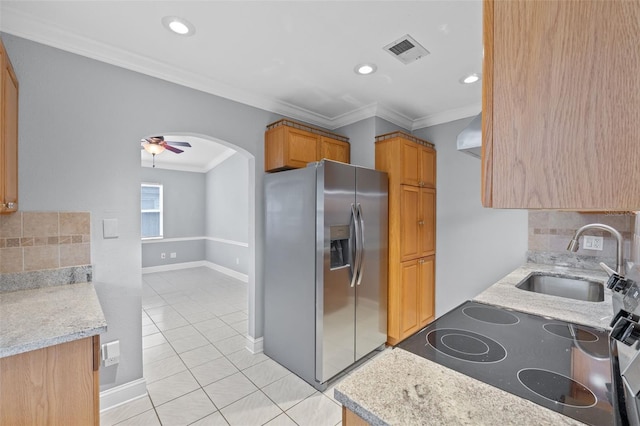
left=413, top=118, right=529, bottom=316
left=335, top=116, right=408, bottom=168
left=336, top=117, right=376, bottom=168
left=141, top=167, right=206, bottom=268
left=140, top=167, right=206, bottom=238
left=4, top=34, right=274, bottom=393
left=205, top=153, right=249, bottom=274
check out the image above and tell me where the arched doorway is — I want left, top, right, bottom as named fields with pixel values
left=140, top=132, right=257, bottom=352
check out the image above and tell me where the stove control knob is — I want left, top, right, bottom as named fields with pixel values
left=621, top=323, right=640, bottom=346
left=606, top=274, right=631, bottom=293
left=610, top=309, right=640, bottom=328
left=611, top=315, right=640, bottom=347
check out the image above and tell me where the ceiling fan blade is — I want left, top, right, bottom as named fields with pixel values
left=163, top=144, right=184, bottom=154
left=165, top=141, right=192, bottom=147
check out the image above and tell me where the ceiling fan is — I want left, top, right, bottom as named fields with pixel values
left=141, top=136, right=192, bottom=167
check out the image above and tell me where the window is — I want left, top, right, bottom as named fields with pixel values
left=141, top=183, right=163, bottom=239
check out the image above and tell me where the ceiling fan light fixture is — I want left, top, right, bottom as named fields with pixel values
left=355, top=63, right=377, bottom=75
left=143, top=142, right=165, bottom=155
left=162, top=16, right=195, bottom=36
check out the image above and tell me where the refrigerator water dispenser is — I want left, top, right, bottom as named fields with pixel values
left=330, top=225, right=350, bottom=269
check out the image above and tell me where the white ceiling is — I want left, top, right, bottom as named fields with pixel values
left=0, top=0, right=483, bottom=171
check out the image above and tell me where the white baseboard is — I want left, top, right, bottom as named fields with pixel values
left=142, top=261, right=207, bottom=274
left=245, top=336, right=264, bottom=354
left=142, top=260, right=248, bottom=283
left=204, top=261, right=249, bottom=283
left=100, top=378, right=147, bottom=413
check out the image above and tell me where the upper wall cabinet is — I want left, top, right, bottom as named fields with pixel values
left=482, top=0, right=640, bottom=210
left=0, top=38, right=18, bottom=214
left=264, top=119, right=350, bottom=173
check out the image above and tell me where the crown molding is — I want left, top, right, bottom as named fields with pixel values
left=412, top=103, right=481, bottom=130
left=375, top=105, right=415, bottom=131
left=0, top=6, right=337, bottom=128
left=328, top=103, right=414, bottom=131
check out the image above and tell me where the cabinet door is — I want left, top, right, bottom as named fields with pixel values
left=286, top=128, right=319, bottom=169
left=264, top=126, right=319, bottom=172
left=400, top=141, right=420, bottom=186
left=0, top=337, right=97, bottom=425
left=418, top=188, right=436, bottom=258
left=418, top=256, right=435, bottom=327
left=483, top=0, right=640, bottom=209
left=399, top=185, right=420, bottom=262
left=419, top=147, right=436, bottom=188
left=0, top=38, right=18, bottom=213
left=320, top=137, right=350, bottom=164
left=399, top=259, right=420, bottom=336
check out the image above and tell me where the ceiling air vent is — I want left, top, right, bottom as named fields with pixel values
left=384, top=34, right=430, bottom=65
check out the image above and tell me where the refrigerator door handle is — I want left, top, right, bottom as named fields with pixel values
left=350, top=203, right=360, bottom=288
left=356, top=203, right=365, bottom=286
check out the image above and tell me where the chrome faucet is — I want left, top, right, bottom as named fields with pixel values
left=567, top=223, right=625, bottom=276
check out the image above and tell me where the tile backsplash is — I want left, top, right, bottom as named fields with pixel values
left=528, top=211, right=635, bottom=270
left=0, top=212, right=91, bottom=273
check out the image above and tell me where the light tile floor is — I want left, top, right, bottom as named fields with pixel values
left=101, top=267, right=384, bottom=426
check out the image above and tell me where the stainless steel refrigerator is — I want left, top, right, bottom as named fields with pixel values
left=264, top=160, right=388, bottom=390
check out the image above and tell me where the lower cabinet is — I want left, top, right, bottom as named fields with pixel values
left=393, top=256, right=435, bottom=343
left=342, top=406, right=370, bottom=426
left=0, top=336, right=100, bottom=425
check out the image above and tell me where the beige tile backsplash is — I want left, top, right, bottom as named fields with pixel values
left=0, top=212, right=91, bottom=273
left=529, top=211, right=635, bottom=261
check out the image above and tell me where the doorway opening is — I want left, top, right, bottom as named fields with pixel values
left=139, top=132, right=257, bottom=352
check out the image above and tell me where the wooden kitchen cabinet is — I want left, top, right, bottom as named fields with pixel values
left=376, top=132, right=436, bottom=345
left=342, top=406, right=369, bottom=426
left=0, top=37, right=18, bottom=214
left=319, top=136, right=350, bottom=165
left=265, top=119, right=350, bottom=172
left=0, top=336, right=100, bottom=425
left=398, top=256, right=435, bottom=337
left=399, top=186, right=435, bottom=262
left=482, top=0, right=640, bottom=209
left=399, top=138, right=436, bottom=188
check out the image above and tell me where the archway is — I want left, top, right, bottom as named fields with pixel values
left=140, top=132, right=258, bottom=352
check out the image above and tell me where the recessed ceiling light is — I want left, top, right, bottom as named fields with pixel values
left=355, top=64, right=377, bottom=75
left=162, top=16, right=195, bottom=36
left=460, top=73, right=481, bottom=84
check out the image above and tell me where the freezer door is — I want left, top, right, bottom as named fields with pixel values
left=355, top=167, right=388, bottom=360
left=316, top=161, right=357, bottom=383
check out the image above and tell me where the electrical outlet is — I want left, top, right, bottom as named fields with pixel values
left=170, top=252, right=177, bottom=259
left=583, top=236, right=604, bottom=251
left=161, top=253, right=166, bottom=259
left=102, top=340, right=120, bottom=367
left=236, top=257, right=240, bottom=265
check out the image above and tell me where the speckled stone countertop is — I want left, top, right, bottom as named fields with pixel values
left=335, top=262, right=613, bottom=425
left=474, top=263, right=612, bottom=330
left=335, top=349, right=582, bottom=426
left=0, top=283, right=107, bottom=358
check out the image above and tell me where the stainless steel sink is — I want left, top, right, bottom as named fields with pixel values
left=516, top=273, right=604, bottom=302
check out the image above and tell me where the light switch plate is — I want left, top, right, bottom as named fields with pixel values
left=103, top=218, right=118, bottom=239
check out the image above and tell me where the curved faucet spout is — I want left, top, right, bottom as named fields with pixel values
left=566, top=223, right=624, bottom=276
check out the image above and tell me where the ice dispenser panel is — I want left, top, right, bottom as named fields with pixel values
left=330, top=225, right=350, bottom=269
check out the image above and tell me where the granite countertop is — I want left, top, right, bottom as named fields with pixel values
left=473, top=263, right=612, bottom=330
left=335, top=349, right=582, bottom=426
left=335, top=262, right=613, bottom=425
left=0, top=282, right=107, bottom=358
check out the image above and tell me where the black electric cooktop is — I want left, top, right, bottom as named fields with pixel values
left=398, top=301, right=614, bottom=426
